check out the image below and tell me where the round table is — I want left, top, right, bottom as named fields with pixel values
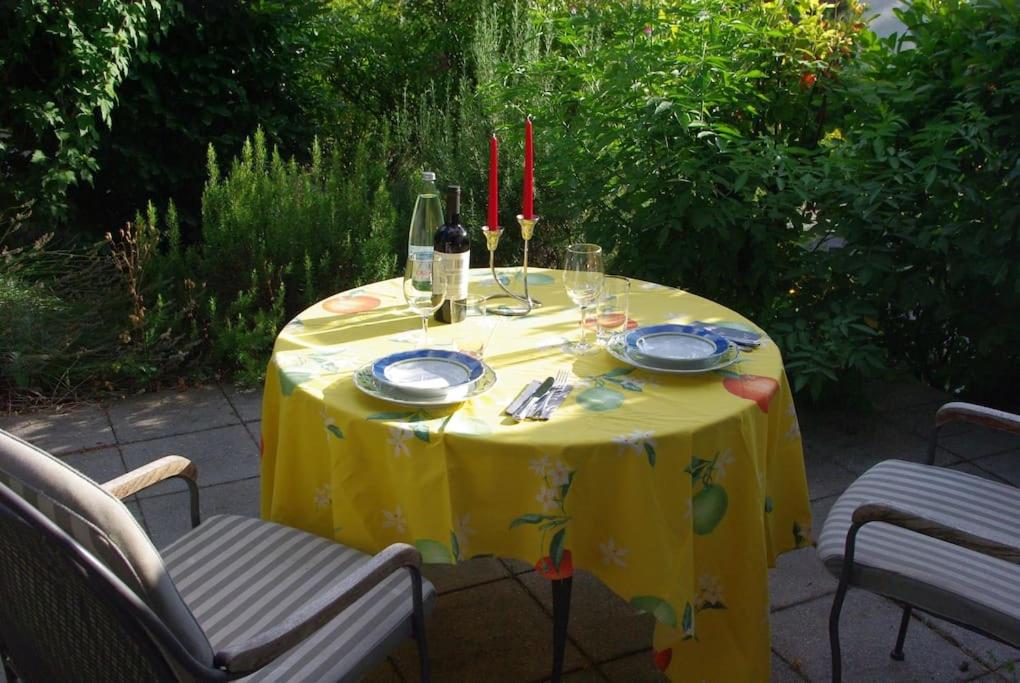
left=260, top=268, right=810, bottom=682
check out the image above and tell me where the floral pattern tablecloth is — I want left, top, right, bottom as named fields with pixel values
left=260, top=268, right=810, bottom=681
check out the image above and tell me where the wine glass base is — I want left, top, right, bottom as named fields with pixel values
left=567, top=341, right=600, bottom=356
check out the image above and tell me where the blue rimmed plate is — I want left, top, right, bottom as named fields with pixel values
left=606, top=334, right=740, bottom=375
left=356, top=362, right=497, bottom=406
left=372, top=349, right=484, bottom=398
left=625, top=324, right=730, bottom=369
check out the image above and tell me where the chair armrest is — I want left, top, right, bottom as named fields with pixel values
left=934, top=402, right=1020, bottom=435
left=852, top=503, right=1020, bottom=565
left=927, top=402, right=1020, bottom=464
left=213, top=542, right=424, bottom=673
left=102, top=455, right=200, bottom=528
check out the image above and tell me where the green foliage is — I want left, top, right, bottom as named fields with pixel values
left=811, top=0, right=1020, bottom=396
left=74, top=0, right=335, bottom=233
left=0, top=0, right=169, bottom=225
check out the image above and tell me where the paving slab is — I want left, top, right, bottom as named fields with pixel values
left=61, top=446, right=126, bottom=484
left=598, top=651, right=667, bottom=682
left=120, top=425, right=259, bottom=498
left=518, top=569, right=656, bottom=663
left=769, top=496, right=838, bottom=611
left=819, top=422, right=932, bottom=475
left=221, top=383, right=263, bottom=423
left=867, top=377, right=948, bottom=412
left=360, top=657, right=403, bottom=682
left=139, top=476, right=260, bottom=549
left=803, top=453, right=858, bottom=501
left=772, top=651, right=809, bottom=682
left=422, top=557, right=509, bottom=594
left=107, top=385, right=237, bottom=443
left=913, top=611, right=1020, bottom=677
left=0, top=404, right=114, bottom=455
left=390, top=578, right=588, bottom=682
left=503, top=557, right=536, bottom=574
left=244, top=420, right=261, bottom=450
left=940, top=425, right=1020, bottom=460
left=771, top=591, right=985, bottom=682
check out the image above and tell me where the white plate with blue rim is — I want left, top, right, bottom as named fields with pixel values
left=625, top=324, right=731, bottom=369
left=356, top=361, right=497, bottom=406
left=607, top=332, right=739, bottom=375
left=372, top=349, right=485, bottom=398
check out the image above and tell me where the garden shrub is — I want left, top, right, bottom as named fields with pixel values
left=811, top=0, right=1020, bottom=397
left=0, top=0, right=167, bottom=227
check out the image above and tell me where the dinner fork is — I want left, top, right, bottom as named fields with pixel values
left=534, top=370, right=569, bottom=419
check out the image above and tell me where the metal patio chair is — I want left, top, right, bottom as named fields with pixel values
left=818, top=402, right=1020, bottom=682
left=0, top=428, right=434, bottom=682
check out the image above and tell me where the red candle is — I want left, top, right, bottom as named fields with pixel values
left=487, top=134, right=499, bottom=228
left=522, top=116, right=534, bottom=219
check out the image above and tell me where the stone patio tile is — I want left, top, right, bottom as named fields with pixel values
left=771, top=592, right=984, bottom=682
left=390, top=578, right=587, bottom=682
left=820, top=423, right=932, bottom=475
left=803, top=453, right=858, bottom=501
left=503, top=557, right=536, bottom=574
left=0, top=404, right=114, bottom=455
left=422, top=557, right=510, bottom=594
left=555, top=664, right=608, bottom=682
left=139, top=476, right=260, bottom=549
left=892, top=402, right=977, bottom=441
left=222, top=383, right=263, bottom=423
left=244, top=420, right=261, bottom=450
left=940, top=426, right=1020, bottom=460
left=912, top=612, right=1020, bottom=677
left=597, top=651, right=667, bottom=682
left=120, top=425, right=258, bottom=498
left=948, top=459, right=1013, bottom=485
left=360, top=657, right=403, bottom=682
left=108, top=385, right=237, bottom=443
left=61, top=446, right=126, bottom=484
left=867, top=377, right=949, bottom=412
left=518, top=570, right=655, bottom=663
left=770, top=497, right=838, bottom=610
left=772, top=652, right=809, bottom=682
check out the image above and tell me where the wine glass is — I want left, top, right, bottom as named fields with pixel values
left=403, top=252, right=446, bottom=345
left=563, top=243, right=604, bottom=355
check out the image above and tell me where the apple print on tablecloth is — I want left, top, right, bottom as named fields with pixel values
left=576, top=367, right=644, bottom=412
left=686, top=452, right=732, bottom=535
left=653, top=648, right=672, bottom=671
left=718, top=370, right=779, bottom=413
left=510, top=457, right=575, bottom=578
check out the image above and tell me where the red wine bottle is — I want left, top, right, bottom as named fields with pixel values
left=434, top=185, right=470, bottom=324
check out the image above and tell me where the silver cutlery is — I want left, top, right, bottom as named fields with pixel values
left=534, top=370, right=569, bottom=417
left=505, top=380, right=540, bottom=415
left=511, top=376, right=554, bottom=422
left=536, top=373, right=573, bottom=421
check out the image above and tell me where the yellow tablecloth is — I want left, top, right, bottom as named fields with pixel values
left=261, top=268, right=810, bottom=682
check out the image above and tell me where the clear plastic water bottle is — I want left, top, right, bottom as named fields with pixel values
left=408, top=171, right=444, bottom=288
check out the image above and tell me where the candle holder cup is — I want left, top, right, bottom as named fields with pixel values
left=481, top=215, right=543, bottom=317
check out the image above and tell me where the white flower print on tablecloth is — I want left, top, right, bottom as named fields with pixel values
left=694, top=574, right=726, bottom=611
left=529, top=455, right=551, bottom=477
left=536, top=486, right=558, bottom=512
left=382, top=506, right=407, bottom=535
left=387, top=424, right=414, bottom=457
left=785, top=401, right=801, bottom=441
left=452, top=514, right=476, bottom=559
left=612, top=429, right=657, bottom=466
left=599, top=537, right=629, bottom=567
left=313, top=484, right=331, bottom=510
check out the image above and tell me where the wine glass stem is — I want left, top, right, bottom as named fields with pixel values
left=421, top=315, right=429, bottom=342
left=578, top=305, right=589, bottom=347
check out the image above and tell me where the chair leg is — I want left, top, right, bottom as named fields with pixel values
left=550, top=577, right=573, bottom=683
left=890, top=605, right=912, bottom=661
left=828, top=577, right=850, bottom=683
left=409, top=567, right=430, bottom=683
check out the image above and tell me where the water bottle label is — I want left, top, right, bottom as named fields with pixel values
left=409, top=246, right=433, bottom=287
left=434, top=251, right=470, bottom=300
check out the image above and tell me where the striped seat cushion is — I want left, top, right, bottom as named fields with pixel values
left=162, top=515, right=436, bottom=682
left=818, top=459, right=1020, bottom=646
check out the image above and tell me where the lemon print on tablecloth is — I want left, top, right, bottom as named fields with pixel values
left=686, top=451, right=733, bottom=535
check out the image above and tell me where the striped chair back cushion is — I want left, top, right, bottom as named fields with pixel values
left=0, top=429, right=213, bottom=664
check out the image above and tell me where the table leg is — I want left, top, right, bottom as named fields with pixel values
left=551, top=576, right=573, bottom=683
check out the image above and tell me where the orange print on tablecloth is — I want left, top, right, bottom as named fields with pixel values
left=535, top=549, right=574, bottom=580
left=323, top=294, right=381, bottom=315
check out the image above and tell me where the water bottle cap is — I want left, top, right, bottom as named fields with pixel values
left=421, top=171, right=436, bottom=181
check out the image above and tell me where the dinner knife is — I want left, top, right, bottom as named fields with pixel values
left=512, top=376, right=554, bottom=421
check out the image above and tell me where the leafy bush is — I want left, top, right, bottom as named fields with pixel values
left=811, top=0, right=1020, bottom=397
left=0, top=0, right=167, bottom=225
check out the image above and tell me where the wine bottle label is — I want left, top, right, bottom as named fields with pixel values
left=434, top=251, right=469, bottom=300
